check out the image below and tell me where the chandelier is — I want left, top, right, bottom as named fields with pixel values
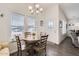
left=28, top=4, right=43, bottom=15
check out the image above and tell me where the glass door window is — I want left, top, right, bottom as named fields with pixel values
left=11, top=13, right=24, bottom=40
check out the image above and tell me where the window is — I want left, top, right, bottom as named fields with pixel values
left=27, top=16, right=36, bottom=32
left=11, top=13, right=24, bottom=40
left=48, top=20, right=53, bottom=29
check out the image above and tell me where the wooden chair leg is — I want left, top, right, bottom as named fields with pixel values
left=17, top=50, right=22, bottom=56
left=45, top=49, right=47, bottom=56
left=45, top=53, right=46, bottom=56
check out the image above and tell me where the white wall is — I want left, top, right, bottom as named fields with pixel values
left=0, top=9, right=10, bottom=42
left=44, top=4, right=59, bottom=44
left=58, top=6, right=67, bottom=44
left=43, top=4, right=67, bottom=44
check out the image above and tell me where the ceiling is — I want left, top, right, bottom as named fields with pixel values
left=25, top=3, right=58, bottom=12
left=60, top=3, right=79, bottom=20
left=26, top=3, right=79, bottom=21
left=1, top=3, right=78, bottom=21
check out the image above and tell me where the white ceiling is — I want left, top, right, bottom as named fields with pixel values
left=25, top=3, right=58, bottom=12
left=26, top=3, right=79, bottom=21
left=60, top=3, right=79, bottom=20
left=1, top=3, right=78, bottom=21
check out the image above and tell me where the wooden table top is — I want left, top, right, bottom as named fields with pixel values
left=23, top=36, right=40, bottom=42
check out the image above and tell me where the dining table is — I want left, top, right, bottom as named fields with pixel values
left=23, top=35, right=40, bottom=55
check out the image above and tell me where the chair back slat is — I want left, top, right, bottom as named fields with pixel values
left=35, top=35, right=48, bottom=47
left=15, top=36, right=22, bottom=56
left=34, top=35, right=48, bottom=56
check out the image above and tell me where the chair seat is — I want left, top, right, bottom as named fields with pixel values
left=33, top=46, right=45, bottom=51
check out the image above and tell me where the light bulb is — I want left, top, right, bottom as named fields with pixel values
left=28, top=6, right=32, bottom=10
left=36, top=10, right=39, bottom=14
left=35, top=4, right=40, bottom=8
left=40, top=8, right=43, bottom=12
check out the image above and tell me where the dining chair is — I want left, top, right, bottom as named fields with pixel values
left=33, top=35, right=48, bottom=56
left=24, top=32, right=31, bottom=38
left=15, top=36, right=22, bottom=56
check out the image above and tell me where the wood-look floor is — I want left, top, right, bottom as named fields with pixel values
left=10, top=37, right=79, bottom=56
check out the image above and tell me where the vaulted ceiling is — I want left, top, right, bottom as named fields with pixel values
left=60, top=3, right=79, bottom=21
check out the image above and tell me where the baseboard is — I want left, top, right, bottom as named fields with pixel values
left=47, top=41, right=59, bottom=45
